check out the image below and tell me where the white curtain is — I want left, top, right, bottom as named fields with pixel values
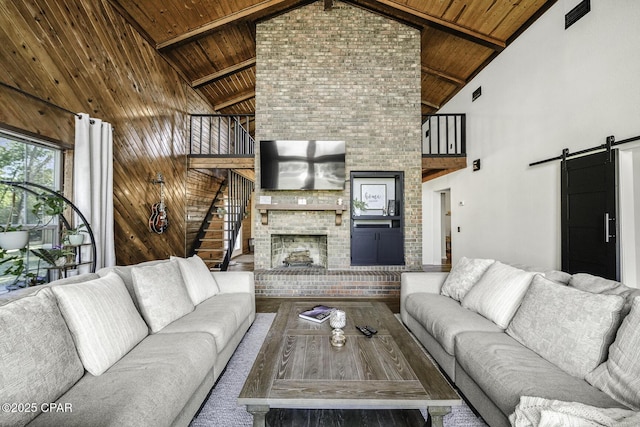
left=74, top=113, right=115, bottom=269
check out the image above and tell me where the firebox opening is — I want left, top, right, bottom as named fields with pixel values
left=271, top=234, right=328, bottom=269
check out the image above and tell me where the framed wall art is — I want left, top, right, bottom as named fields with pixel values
left=361, top=184, right=386, bottom=210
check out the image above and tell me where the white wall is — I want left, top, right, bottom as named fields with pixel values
left=423, top=1, right=640, bottom=273
left=635, top=151, right=640, bottom=283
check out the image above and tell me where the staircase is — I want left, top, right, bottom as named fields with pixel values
left=190, top=179, right=228, bottom=270
left=188, top=114, right=256, bottom=271
left=190, top=171, right=254, bottom=270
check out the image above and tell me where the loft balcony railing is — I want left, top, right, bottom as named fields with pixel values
left=190, top=114, right=255, bottom=156
left=422, top=114, right=466, bottom=157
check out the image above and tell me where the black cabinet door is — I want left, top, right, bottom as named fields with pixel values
left=377, top=229, right=404, bottom=265
left=351, top=229, right=378, bottom=265
left=351, top=228, right=404, bottom=265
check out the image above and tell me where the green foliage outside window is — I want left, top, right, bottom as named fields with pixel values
left=0, top=134, right=61, bottom=291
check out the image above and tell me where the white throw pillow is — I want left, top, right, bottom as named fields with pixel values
left=587, top=297, right=640, bottom=410
left=507, top=275, right=624, bottom=379
left=461, top=261, right=536, bottom=329
left=440, top=257, right=495, bottom=301
left=52, top=272, right=149, bottom=376
left=170, top=255, right=219, bottom=305
left=131, top=261, right=195, bottom=333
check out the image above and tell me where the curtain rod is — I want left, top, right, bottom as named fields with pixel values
left=0, top=81, right=81, bottom=118
left=529, top=134, right=640, bottom=167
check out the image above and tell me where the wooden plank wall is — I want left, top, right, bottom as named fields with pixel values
left=0, top=0, right=219, bottom=265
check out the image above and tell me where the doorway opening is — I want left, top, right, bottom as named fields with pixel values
left=440, top=190, right=452, bottom=265
left=618, top=146, right=640, bottom=286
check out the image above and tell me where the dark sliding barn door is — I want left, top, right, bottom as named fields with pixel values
left=561, top=150, right=619, bottom=280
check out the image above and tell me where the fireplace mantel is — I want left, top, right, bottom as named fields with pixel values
left=256, top=204, right=347, bottom=226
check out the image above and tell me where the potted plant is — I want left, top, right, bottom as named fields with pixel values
left=0, top=190, right=29, bottom=250
left=31, top=245, right=75, bottom=267
left=63, top=223, right=87, bottom=246
left=0, top=248, right=39, bottom=290
left=352, top=199, right=367, bottom=216
left=31, top=192, right=65, bottom=227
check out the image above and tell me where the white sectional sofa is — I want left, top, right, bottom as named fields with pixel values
left=1, top=255, right=255, bottom=427
left=401, top=258, right=640, bottom=427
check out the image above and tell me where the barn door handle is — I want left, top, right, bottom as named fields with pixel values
left=605, top=213, right=613, bottom=243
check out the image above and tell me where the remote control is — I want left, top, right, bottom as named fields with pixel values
left=356, top=325, right=373, bottom=338
left=365, top=326, right=377, bottom=335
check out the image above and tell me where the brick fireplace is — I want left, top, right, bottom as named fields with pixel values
left=254, top=1, right=422, bottom=297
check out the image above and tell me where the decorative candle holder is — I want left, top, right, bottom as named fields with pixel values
left=329, top=309, right=346, bottom=347
left=331, top=328, right=346, bottom=347
left=330, top=309, right=346, bottom=330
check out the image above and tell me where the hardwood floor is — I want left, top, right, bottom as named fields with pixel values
left=265, top=408, right=425, bottom=427
left=227, top=253, right=255, bottom=271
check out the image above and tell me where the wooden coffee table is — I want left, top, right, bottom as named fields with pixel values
left=238, top=301, right=461, bottom=427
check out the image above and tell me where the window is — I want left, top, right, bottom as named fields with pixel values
left=0, top=130, right=62, bottom=292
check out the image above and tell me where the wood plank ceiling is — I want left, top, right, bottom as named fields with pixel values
left=109, top=0, right=556, bottom=116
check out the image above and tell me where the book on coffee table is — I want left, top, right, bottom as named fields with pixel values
left=298, top=305, right=335, bottom=323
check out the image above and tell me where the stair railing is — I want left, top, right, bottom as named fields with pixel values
left=189, top=114, right=255, bottom=156
left=219, top=170, right=254, bottom=271
left=189, top=179, right=227, bottom=257
left=422, top=114, right=466, bottom=156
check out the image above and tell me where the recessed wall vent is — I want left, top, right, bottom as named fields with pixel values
left=472, top=86, right=482, bottom=102
left=565, top=0, right=590, bottom=30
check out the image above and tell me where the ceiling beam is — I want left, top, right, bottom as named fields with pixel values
left=214, top=90, right=256, bottom=111
left=376, top=0, right=506, bottom=50
left=345, top=0, right=506, bottom=51
left=421, top=65, right=465, bottom=86
left=421, top=99, right=441, bottom=110
left=192, top=58, right=257, bottom=88
left=157, top=0, right=290, bottom=50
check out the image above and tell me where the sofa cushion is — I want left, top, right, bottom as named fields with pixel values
left=48, top=272, right=101, bottom=286
left=171, top=255, right=219, bottom=304
left=586, top=297, right=640, bottom=411
left=506, top=275, right=624, bottom=379
left=440, top=257, right=494, bottom=301
left=461, top=261, right=536, bottom=329
left=543, top=270, right=572, bottom=285
left=52, top=272, right=149, bottom=376
left=29, top=332, right=217, bottom=427
left=570, top=273, right=640, bottom=317
left=404, top=292, right=502, bottom=355
left=96, top=259, right=169, bottom=310
left=455, top=331, right=626, bottom=417
left=159, top=293, right=253, bottom=351
left=0, top=288, right=84, bottom=426
left=131, top=261, right=194, bottom=333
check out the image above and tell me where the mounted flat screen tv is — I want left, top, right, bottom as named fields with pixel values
left=260, top=140, right=346, bottom=190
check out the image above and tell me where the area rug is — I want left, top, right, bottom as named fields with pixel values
left=190, top=313, right=487, bottom=427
